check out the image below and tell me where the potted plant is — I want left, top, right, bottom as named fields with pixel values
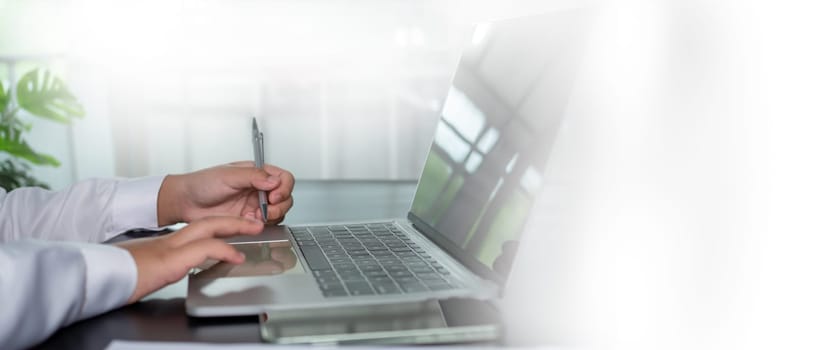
left=0, top=68, right=85, bottom=190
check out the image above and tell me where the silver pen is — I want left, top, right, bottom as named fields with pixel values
left=252, top=117, right=269, bottom=222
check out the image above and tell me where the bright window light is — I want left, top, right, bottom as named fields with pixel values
left=435, top=121, right=472, bottom=163
left=441, top=87, right=486, bottom=142
left=465, top=152, right=483, bottom=173
left=477, top=127, right=500, bottom=153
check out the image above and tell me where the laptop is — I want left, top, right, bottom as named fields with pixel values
left=187, top=11, right=587, bottom=317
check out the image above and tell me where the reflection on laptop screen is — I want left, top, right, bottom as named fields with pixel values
left=409, top=13, right=586, bottom=284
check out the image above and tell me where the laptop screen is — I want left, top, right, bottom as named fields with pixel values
left=408, top=13, right=586, bottom=284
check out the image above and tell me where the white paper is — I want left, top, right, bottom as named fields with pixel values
left=106, top=340, right=323, bottom=350
left=106, top=340, right=551, bottom=350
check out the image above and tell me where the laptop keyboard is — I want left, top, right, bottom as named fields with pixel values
left=290, top=222, right=455, bottom=297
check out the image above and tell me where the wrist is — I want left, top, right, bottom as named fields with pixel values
left=157, top=174, right=185, bottom=226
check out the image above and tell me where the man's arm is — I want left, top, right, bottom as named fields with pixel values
left=0, top=177, right=161, bottom=348
left=0, top=161, right=290, bottom=348
left=0, top=177, right=165, bottom=243
left=0, top=161, right=294, bottom=244
left=0, top=216, right=263, bottom=350
left=0, top=241, right=136, bottom=350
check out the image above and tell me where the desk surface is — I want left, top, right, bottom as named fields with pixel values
left=35, top=180, right=431, bottom=349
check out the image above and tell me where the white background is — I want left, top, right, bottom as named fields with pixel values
left=3, top=0, right=814, bottom=349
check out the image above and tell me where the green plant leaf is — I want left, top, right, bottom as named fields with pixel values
left=0, top=133, right=60, bottom=166
left=0, top=80, right=8, bottom=113
left=16, top=69, right=85, bottom=123
left=0, top=158, right=50, bottom=190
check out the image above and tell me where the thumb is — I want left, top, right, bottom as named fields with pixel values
left=223, top=166, right=280, bottom=191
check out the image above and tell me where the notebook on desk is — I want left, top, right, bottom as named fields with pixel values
left=186, top=10, right=588, bottom=318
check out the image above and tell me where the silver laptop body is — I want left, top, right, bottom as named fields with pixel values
left=187, top=11, right=586, bottom=317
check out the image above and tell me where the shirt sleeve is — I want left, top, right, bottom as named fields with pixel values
left=0, top=240, right=137, bottom=350
left=0, top=176, right=165, bottom=348
left=0, top=176, right=166, bottom=243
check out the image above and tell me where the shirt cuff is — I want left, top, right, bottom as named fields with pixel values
left=111, top=176, right=166, bottom=233
left=70, top=243, right=137, bottom=320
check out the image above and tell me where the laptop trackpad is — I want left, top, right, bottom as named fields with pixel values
left=224, top=224, right=290, bottom=245
left=188, top=242, right=321, bottom=316
left=195, top=243, right=304, bottom=279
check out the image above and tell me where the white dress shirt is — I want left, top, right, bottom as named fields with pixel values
left=0, top=176, right=165, bottom=350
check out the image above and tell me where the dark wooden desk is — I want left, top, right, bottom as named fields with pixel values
left=35, top=180, right=427, bottom=349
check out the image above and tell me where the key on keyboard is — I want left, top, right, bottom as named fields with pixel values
left=293, top=222, right=454, bottom=297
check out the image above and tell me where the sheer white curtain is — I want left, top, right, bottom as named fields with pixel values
left=83, top=0, right=461, bottom=180
left=2, top=0, right=583, bottom=187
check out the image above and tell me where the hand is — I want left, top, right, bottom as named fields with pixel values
left=157, top=161, right=295, bottom=226
left=197, top=244, right=298, bottom=278
left=235, top=245, right=298, bottom=276
left=114, top=216, right=264, bottom=303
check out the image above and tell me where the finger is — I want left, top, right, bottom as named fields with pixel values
left=267, top=170, right=294, bottom=205
left=171, top=216, right=263, bottom=245
left=254, top=207, right=278, bottom=223
left=241, top=209, right=259, bottom=220
left=227, top=160, right=255, bottom=168
left=252, top=176, right=281, bottom=192
left=242, top=189, right=261, bottom=215
left=173, top=239, right=246, bottom=269
left=245, top=207, right=262, bottom=222
left=222, top=166, right=281, bottom=192
left=231, top=162, right=290, bottom=179
left=263, top=164, right=295, bottom=186
left=227, top=163, right=291, bottom=203
left=230, top=161, right=285, bottom=178
left=268, top=215, right=285, bottom=226
left=267, top=197, right=293, bottom=223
